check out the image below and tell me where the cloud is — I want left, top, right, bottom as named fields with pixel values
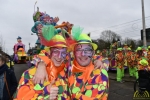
left=0, top=0, right=150, bottom=54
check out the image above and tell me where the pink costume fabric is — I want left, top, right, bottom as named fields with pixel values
left=14, top=42, right=25, bottom=53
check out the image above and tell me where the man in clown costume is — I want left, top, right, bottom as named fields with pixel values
left=126, top=48, right=138, bottom=79
left=135, top=47, right=145, bottom=67
left=14, top=34, right=71, bottom=100
left=68, top=34, right=109, bottom=99
left=15, top=24, right=74, bottom=99
left=115, top=48, right=125, bottom=83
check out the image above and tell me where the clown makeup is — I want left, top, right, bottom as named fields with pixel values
left=51, top=48, right=67, bottom=59
left=74, top=44, right=94, bottom=67
left=50, top=47, right=67, bottom=67
left=75, top=44, right=93, bottom=58
left=43, top=15, right=51, bottom=24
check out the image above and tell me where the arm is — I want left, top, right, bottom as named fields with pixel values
left=31, top=55, right=50, bottom=84
left=9, top=70, right=18, bottom=96
left=14, top=68, right=51, bottom=100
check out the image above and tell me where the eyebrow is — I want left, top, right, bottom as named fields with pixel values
left=87, top=44, right=93, bottom=47
left=76, top=44, right=93, bottom=48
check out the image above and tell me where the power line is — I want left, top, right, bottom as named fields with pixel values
left=90, top=16, right=150, bottom=33
left=91, top=24, right=150, bottom=37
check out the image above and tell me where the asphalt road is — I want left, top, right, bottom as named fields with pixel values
left=14, top=64, right=135, bottom=100
left=14, top=64, right=29, bottom=82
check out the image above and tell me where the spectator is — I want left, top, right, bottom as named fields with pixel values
left=6, top=55, right=14, bottom=71
left=0, top=55, right=18, bottom=100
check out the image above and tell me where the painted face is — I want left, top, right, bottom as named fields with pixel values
left=43, top=15, right=51, bottom=24
left=143, top=51, right=147, bottom=56
left=50, top=47, right=67, bottom=67
left=74, top=44, right=94, bottom=67
left=17, top=39, right=21, bottom=42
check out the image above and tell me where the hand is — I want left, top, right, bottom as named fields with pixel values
left=53, top=17, right=59, bottom=23
left=33, top=62, right=48, bottom=84
left=49, top=80, right=59, bottom=100
left=94, top=60, right=105, bottom=70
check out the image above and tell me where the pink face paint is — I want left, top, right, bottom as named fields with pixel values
left=51, top=48, right=67, bottom=59
left=75, top=44, right=94, bottom=58
left=81, top=50, right=85, bottom=56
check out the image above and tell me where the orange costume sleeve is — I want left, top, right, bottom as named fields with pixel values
left=13, top=67, right=51, bottom=100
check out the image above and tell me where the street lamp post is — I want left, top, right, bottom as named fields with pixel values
left=141, top=0, right=147, bottom=46
left=29, top=43, right=30, bottom=49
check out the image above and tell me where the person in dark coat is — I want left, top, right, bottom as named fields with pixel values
left=0, top=55, right=18, bottom=100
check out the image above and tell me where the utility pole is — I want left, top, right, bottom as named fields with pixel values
left=141, top=0, right=147, bottom=46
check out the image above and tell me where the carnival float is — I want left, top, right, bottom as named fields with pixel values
left=13, top=36, right=28, bottom=63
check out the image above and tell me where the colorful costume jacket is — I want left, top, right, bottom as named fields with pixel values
left=115, top=53, right=124, bottom=69
left=126, top=52, right=136, bottom=67
left=14, top=56, right=69, bottom=100
left=135, top=54, right=141, bottom=66
left=68, top=61, right=109, bottom=100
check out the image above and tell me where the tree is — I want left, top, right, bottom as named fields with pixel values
left=97, top=39, right=107, bottom=50
left=130, top=40, right=136, bottom=50
left=0, top=35, right=6, bottom=53
left=100, top=30, right=121, bottom=43
left=123, top=37, right=132, bottom=45
left=136, top=39, right=143, bottom=47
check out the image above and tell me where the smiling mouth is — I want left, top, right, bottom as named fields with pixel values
left=54, top=58, right=62, bottom=63
left=79, top=57, right=88, bottom=61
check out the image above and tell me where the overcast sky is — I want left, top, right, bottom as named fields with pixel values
left=0, top=0, right=150, bottom=54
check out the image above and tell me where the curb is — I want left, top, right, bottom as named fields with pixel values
left=109, top=77, right=136, bottom=82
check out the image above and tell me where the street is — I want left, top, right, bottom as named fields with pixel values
left=14, top=64, right=135, bottom=100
